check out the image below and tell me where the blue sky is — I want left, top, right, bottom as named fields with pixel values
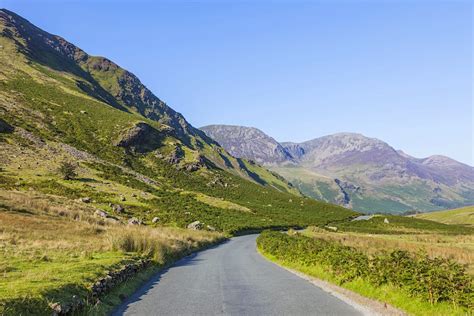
left=3, top=0, right=473, bottom=165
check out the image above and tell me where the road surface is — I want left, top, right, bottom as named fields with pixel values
left=113, top=234, right=363, bottom=316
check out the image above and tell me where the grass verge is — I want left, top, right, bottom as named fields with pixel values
left=257, top=231, right=472, bottom=316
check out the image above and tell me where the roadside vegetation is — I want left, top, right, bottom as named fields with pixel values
left=257, top=230, right=473, bottom=316
left=0, top=190, right=224, bottom=315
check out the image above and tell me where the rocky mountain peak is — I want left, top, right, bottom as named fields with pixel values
left=200, top=125, right=294, bottom=164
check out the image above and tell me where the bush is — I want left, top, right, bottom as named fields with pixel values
left=257, top=231, right=473, bottom=309
left=58, top=161, right=78, bottom=180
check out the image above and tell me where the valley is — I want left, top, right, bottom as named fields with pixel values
left=0, top=7, right=472, bottom=316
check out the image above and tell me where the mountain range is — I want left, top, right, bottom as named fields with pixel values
left=201, top=125, right=474, bottom=213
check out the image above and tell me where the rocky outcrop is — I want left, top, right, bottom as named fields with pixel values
left=114, top=122, right=165, bottom=153
left=334, top=179, right=352, bottom=207
left=0, top=118, right=13, bottom=133
left=184, top=155, right=208, bottom=172
left=165, top=145, right=184, bottom=165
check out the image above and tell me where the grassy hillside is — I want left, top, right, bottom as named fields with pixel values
left=271, top=165, right=471, bottom=214
left=0, top=9, right=356, bottom=234
left=415, top=206, right=474, bottom=227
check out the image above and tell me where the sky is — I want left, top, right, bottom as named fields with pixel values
left=3, top=0, right=473, bottom=165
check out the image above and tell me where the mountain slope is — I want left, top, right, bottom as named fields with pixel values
left=201, top=124, right=294, bottom=165
left=0, top=9, right=356, bottom=235
left=201, top=125, right=474, bottom=213
left=0, top=8, right=297, bottom=192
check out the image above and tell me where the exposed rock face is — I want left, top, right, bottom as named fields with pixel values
left=166, top=145, right=185, bottom=165
left=184, top=155, right=207, bottom=172
left=200, top=125, right=294, bottom=165
left=115, top=122, right=165, bottom=153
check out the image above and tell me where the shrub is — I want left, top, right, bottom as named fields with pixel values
left=257, top=231, right=473, bottom=309
left=58, top=160, right=78, bottom=180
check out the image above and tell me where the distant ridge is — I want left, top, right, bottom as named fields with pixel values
left=200, top=125, right=474, bottom=213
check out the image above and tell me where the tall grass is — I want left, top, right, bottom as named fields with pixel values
left=107, top=226, right=223, bottom=263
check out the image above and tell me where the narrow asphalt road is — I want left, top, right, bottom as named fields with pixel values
left=113, top=235, right=363, bottom=316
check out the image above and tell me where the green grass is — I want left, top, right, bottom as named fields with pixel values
left=331, top=214, right=474, bottom=235
left=257, top=231, right=472, bottom=316
left=415, top=206, right=474, bottom=227
left=260, top=253, right=468, bottom=316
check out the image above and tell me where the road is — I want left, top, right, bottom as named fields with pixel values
left=113, top=234, right=363, bottom=316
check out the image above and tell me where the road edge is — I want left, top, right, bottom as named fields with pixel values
left=257, top=248, right=407, bottom=316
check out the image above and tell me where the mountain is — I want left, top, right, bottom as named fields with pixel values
left=0, top=9, right=356, bottom=233
left=200, top=125, right=474, bottom=213
left=200, top=125, right=294, bottom=165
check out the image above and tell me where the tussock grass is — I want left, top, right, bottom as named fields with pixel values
left=107, top=225, right=222, bottom=263
left=0, top=190, right=224, bottom=315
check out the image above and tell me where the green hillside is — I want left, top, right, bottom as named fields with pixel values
left=0, top=9, right=357, bottom=314
left=415, top=206, right=474, bottom=227
left=0, top=9, right=356, bottom=234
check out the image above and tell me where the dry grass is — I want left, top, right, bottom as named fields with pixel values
left=107, top=225, right=222, bottom=263
left=0, top=189, right=224, bottom=304
left=305, top=227, right=474, bottom=274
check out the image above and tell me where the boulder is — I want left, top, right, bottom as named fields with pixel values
left=128, top=217, right=142, bottom=225
left=206, top=225, right=216, bottom=231
left=105, top=218, right=119, bottom=224
left=152, top=217, right=160, bottom=223
left=95, top=210, right=108, bottom=218
left=112, top=204, right=125, bottom=213
left=80, top=197, right=91, bottom=203
left=0, top=118, right=14, bottom=133
left=187, top=221, right=203, bottom=230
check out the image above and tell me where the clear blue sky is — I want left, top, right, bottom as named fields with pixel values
left=3, top=0, right=473, bottom=165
